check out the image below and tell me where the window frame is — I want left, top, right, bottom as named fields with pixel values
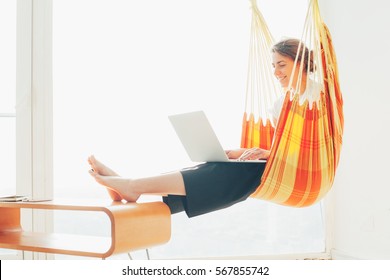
left=13, top=0, right=53, bottom=260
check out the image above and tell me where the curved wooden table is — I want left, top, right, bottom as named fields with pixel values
left=0, top=199, right=171, bottom=259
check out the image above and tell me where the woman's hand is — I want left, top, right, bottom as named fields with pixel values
left=225, top=148, right=246, bottom=159
left=225, top=148, right=270, bottom=161
left=238, top=148, right=270, bottom=161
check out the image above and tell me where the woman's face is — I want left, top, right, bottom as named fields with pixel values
left=272, top=51, right=296, bottom=89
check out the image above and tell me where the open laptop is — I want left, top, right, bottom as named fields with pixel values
left=168, top=110, right=266, bottom=163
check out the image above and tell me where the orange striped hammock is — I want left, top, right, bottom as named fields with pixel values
left=241, top=0, right=344, bottom=207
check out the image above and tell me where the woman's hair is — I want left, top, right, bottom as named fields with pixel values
left=272, top=38, right=315, bottom=73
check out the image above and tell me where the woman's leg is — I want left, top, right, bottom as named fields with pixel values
left=88, top=156, right=186, bottom=202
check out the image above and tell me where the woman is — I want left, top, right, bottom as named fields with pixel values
left=88, top=38, right=317, bottom=217
left=270, top=38, right=318, bottom=127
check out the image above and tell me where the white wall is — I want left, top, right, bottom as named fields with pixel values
left=321, top=0, right=390, bottom=259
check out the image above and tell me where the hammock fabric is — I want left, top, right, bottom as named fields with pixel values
left=241, top=0, right=344, bottom=207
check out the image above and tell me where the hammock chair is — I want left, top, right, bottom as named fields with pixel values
left=241, top=0, right=344, bottom=207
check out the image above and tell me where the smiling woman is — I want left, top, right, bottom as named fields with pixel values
left=269, top=39, right=321, bottom=126
left=53, top=0, right=325, bottom=259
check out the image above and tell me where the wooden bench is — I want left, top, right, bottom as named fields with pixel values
left=0, top=199, right=171, bottom=259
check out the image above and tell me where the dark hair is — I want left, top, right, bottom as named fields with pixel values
left=272, top=39, right=315, bottom=73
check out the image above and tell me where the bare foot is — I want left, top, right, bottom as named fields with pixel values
left=88, top=155, right=123, bottom=201
left=88, top=155, right=119, bottom=176
left=88, top=170, right=140, bottom=202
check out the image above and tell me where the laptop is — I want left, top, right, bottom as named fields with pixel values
left=168, top=110, right=266, bottom=163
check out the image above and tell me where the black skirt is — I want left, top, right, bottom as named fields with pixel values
left=163, top=161, right=266, bottom=218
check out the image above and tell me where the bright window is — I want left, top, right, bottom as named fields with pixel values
left=0, top=0, right=17, bottom=258
left=0, top=0, right=16, bottom=197
left=53, top=0, right=324, bottom=259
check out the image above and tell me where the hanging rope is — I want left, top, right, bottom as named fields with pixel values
left=241, top=0, right=281, bottom=150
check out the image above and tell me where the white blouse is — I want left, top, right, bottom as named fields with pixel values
left=269, top=79, right=322, bottom=128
